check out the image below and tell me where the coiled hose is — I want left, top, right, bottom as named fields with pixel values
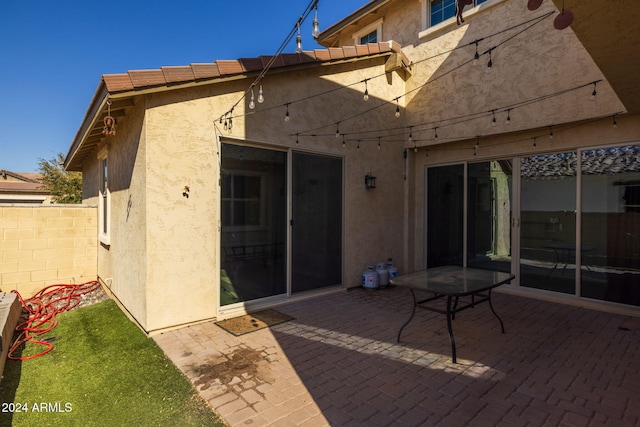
left=8, top=281, right=102, bottom=361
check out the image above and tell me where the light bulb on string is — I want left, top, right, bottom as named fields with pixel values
left=357, top=140, right=360, bottom=150
left=311, top=3, right=320, bottom=39
left=591, top=82, right=597, bottom=100
left=296, top=133, right=299, bottom=144
left=506, top=109, right=511, bottom=125
left=533, top=137, right=537, bottom=149
left=486, top=49, right=493, bottom=71
left=491, top=110, right=497, bottom=125
left=378, top=137, right=381, bottom=150
left=249, top=87, right=256, bottom=109
left=284, top=104, right=290, bottom=122
left=395, top=99, right=400, bottom=118
left=363, top=80, right=369, bottom=101
left=408, top=126, right=413, bottom=143
left=548, top=126, right=554, bottom=139
left=335, top=122, right=341, bottom=138
left=342, top=135, right=346, bottom=148
left=612, top=114, right=617, bottom=128
left=258, top=81, right=264, bottom=103
left=473, top=41, right=480, bottom=65
left=434, top=127, right=438, bottom=139
left=295, top=22, right=303, bottom=53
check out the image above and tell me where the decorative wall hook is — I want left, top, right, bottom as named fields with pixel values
left=102, top=100, right=116, bottom=136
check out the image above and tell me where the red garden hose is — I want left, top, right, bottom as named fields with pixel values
left=8, top=281, right=101, bottom=361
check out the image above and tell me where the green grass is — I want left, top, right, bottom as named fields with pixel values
left=0, top=300, right=226, bottom=427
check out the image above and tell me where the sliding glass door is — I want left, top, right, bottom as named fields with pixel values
left=220, top=144, right=287, bottom=306
left=467, top=160, right=513, bottom=272
left=291, top=152, right=343, bottom=293
left=580, top=145, right=640, bottom=306
left=220, top=145, right=343, bottom=307
left=519, top=152, right=577, bottom=294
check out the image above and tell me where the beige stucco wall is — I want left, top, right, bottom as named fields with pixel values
left=0, top=205, right=97, bottom=297
left=76, top=0, right=638, bottom=331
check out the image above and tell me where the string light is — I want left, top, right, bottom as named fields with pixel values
left=357, top=140, right=360, bottom=150
left=311, top=2, right=320, bottom=39
left=473, top=41, right=480, bottom=62
left=434, top=127, right=439, bottom=139
left=343, top=134, right=346, bottom=147
left=258, top=80, right=264, bottom=103
left=487, top=49, right=493, bottom=70
left=506, top=109, right=511, bottom=124
left=336, top=122, right=340, bottom=138
left=295, top=22, right=303, bottom=53
left=408, top=126, right=413, bottom=144
left=548, top=126, right=554, bottom=139
left=395, top=99, right=401, bottom=118
left=284, top=103, right=290, bottom=122
left=591, top=81, right=597, bottom=100
left=612, top=114, right=617, bottom=128
left=363, top=79, right=369, bottom=101
left=296, top=133, right=300, bottom=144
left=491, top=110, right=497, bottom=125
left=378, top=137, right=381, bottom=150
left=249, top=86, right=256, bottom=109
left=533, top=137, right=537, bottom=149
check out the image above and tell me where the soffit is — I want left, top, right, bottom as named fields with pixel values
left=551, top=0, right=640, bottom=114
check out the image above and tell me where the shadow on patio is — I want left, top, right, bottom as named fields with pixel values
left=154, top=287, right=640, bottom=426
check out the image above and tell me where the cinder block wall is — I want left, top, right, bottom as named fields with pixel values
left=0, top=205, right=97, bottom=297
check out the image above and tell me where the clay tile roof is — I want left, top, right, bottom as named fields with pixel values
left=99, top=41, right=407, bottom=95
left=216, top=60, right=246, bottom=75
left=191, top=63, right=220, bottom=80
left=103, top=74, right=134, bottom=92
left=129, top=70, right=166, bottom=88
left=342, top=45, right=358, bottom=58
left=328, top=47, right=346, bottom=60
left=162, top=66, right=196, bottom=83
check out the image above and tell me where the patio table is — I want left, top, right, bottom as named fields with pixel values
left=390, top=265, right=515, bottom=363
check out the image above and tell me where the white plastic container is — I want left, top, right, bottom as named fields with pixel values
left=376, top=262, right=389, bottom=288
left=386, top=258, right=398, bottom=279
left=362, top=265, right=379, bottom=290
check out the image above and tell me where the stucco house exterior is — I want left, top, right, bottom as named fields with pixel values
left=65, top=0, right=639, bottom=334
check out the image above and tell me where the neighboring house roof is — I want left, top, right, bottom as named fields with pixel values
left=65, top=41, right=410, bottom=171
left=0, top=170, right=49, bottom=203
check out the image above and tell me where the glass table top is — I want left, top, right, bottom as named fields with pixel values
left=389, top=265, right=515, bottom=296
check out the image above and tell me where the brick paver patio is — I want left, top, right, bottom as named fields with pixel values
left=153, top=287, right=640, bottom=426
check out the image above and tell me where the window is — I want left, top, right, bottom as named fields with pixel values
left=221, top=173, right=265, bottom=228
left=359, top=30, right=377, bottom=44
left=427, top=0, right=488, bottom=27
left=352, top=18, right=383, bottom=45
left=97, top=148, right=110, bottom=245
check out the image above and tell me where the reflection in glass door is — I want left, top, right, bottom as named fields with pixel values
left=291, top=152, right=343, bottom=293
left=581, top=145, right=640, bottom=306
left=468, top=160, right=513, bottom=272
left=220, top=144, right=287, bottom=306
left=519, top=152, right=577, bottom=294
left=426, top=164, right=464, bottom=267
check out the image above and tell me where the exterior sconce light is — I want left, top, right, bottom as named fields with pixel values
left=365, top=173, right=376, bottom=189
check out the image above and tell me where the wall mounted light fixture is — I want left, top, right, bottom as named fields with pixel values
left=365, top=173, right=376, bottom=189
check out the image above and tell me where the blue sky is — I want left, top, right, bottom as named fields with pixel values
left=0, top=0, right=367, bottom=172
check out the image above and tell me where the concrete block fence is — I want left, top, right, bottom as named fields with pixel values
left=0, top=205, right=97, bottom=297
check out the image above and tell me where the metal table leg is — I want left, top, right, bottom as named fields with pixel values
left=446, top=295, right=457, bottom=363
left=488, top=289, right=505, bottom=333
left=397, top=288, right=417, bottom=342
